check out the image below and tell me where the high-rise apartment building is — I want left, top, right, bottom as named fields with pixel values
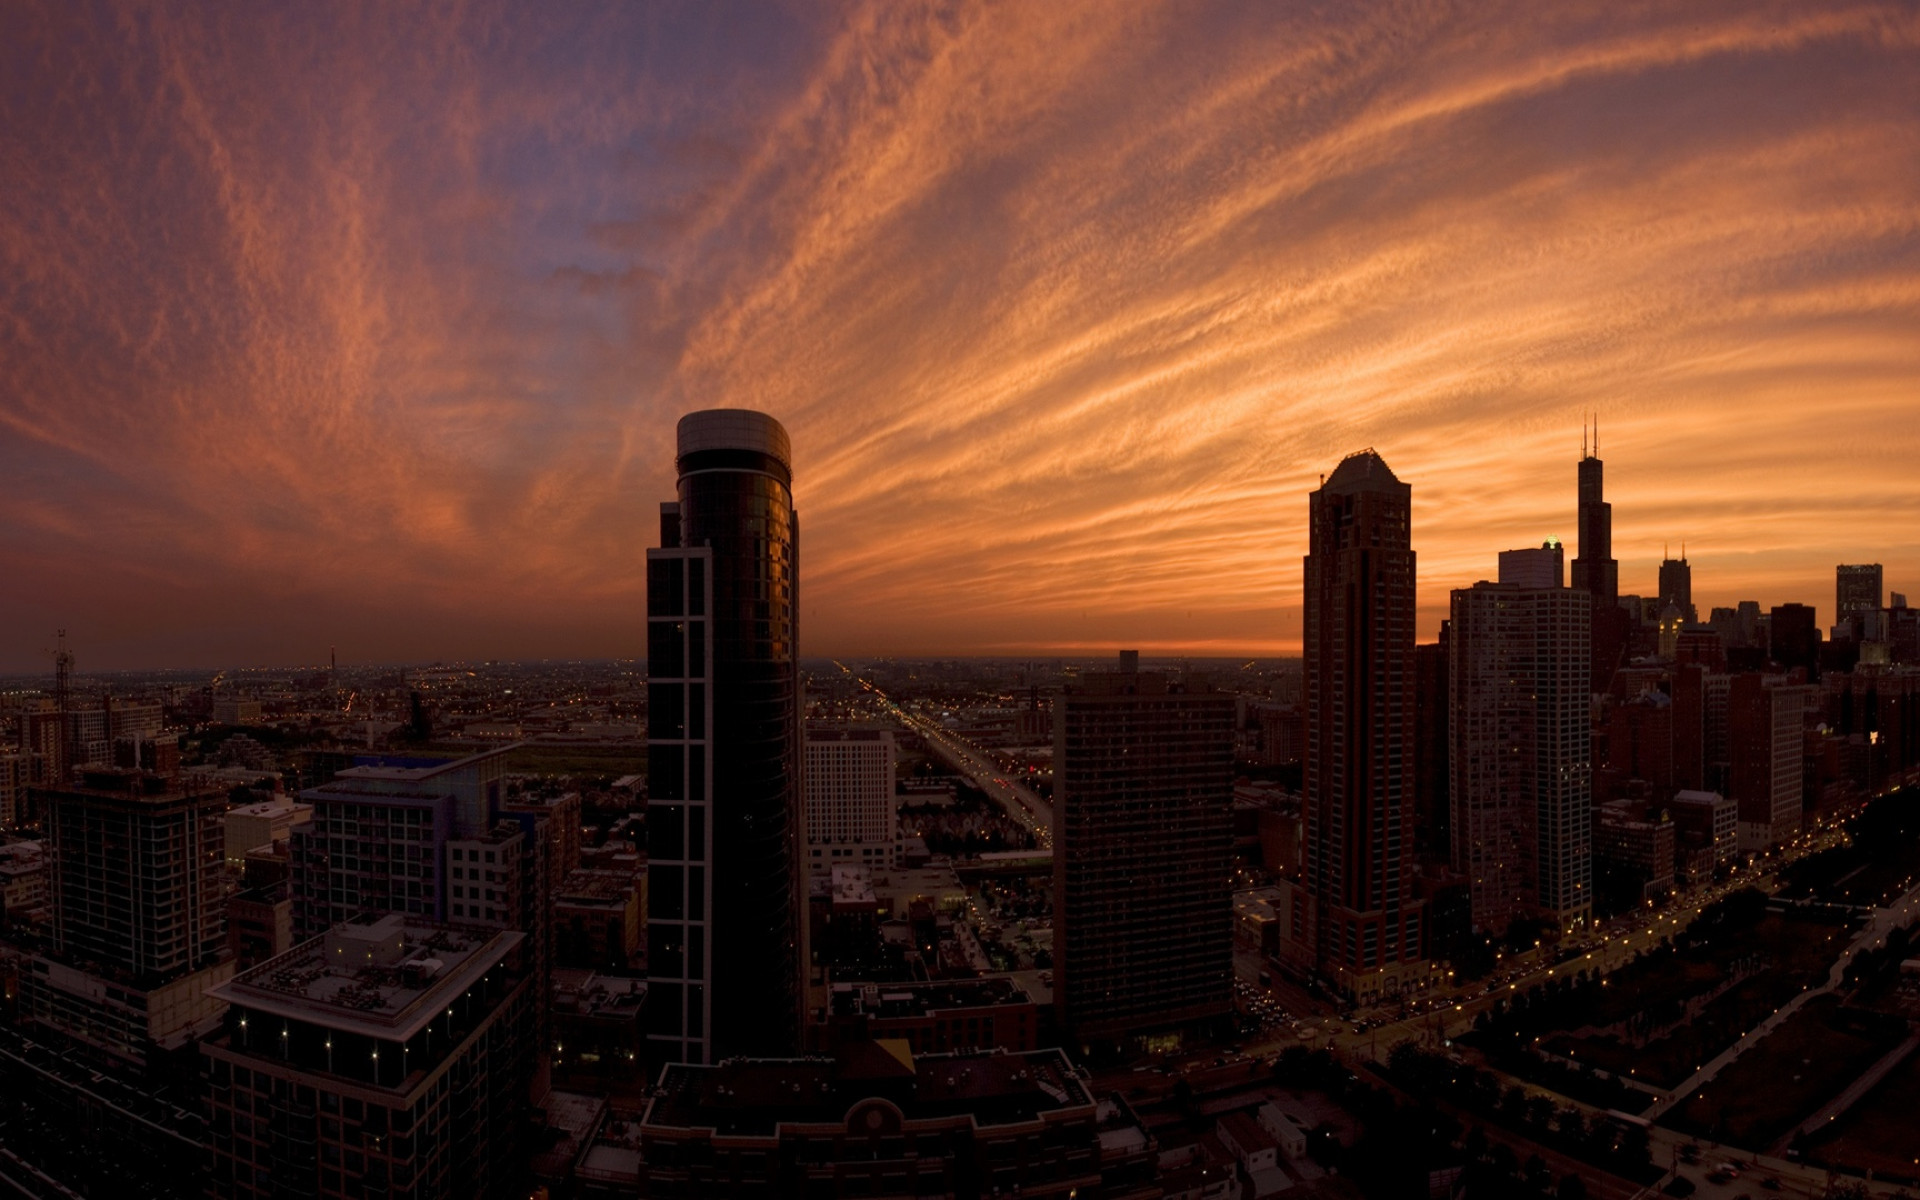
left=45, top=769, right=226, bottom=976
left=1053, top=655, right=1234, bottom=1046
left=289, top=747, right=518, bottom=937
left=24, top=768, right=234, bottom=1063
left=804, top=727, right=897, bottom=873
left=203, top=915, right=536, bottom=1198
left=1296, top=450, right=1427, bottom=1002
left=1449, top=575, right=1592, bottom=936
left=1729, top=675, right=1815, bottom=851
left=647, top=409, right=804, bottom=1065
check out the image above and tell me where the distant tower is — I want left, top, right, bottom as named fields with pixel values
left=1570, top=421, right=1618, bottom=609
left=1659, top=550, right=1696, bottom=624
left=647, top=409, right=804, bottom=1065
left=1300, top=450, right=1427, bottom=1002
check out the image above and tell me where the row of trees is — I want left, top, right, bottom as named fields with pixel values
left=1384, top=1043, right=1655, bottom=1178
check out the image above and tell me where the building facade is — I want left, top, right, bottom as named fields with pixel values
left=647, top=408, right=805, bottom=1065
left=804, top=728, right=897, bottom=874
left=1449, top=578, right=1592, bottom=935
left=1053, top=657, right=1235, bottom=1046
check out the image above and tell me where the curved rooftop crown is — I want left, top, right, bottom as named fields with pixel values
left=676, top=409, right=791, bottom=470
left=1322, top=447, right=1404, bottom=493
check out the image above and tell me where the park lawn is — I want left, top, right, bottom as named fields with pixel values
left=1547, top=915, right=1853, bottom=1090
left=1805, top=1043, right=1920, bottom=1182
left=1659, top=995, right=1907, bottom=1151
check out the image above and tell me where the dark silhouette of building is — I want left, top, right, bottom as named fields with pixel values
left=1571, top=429, right=1630, bottom=689
left=1053, top=653, right=1234, bottom=1048
left=647, top=409, right=804, bottom=1064
left=1658, top=551, right=1696, bottom=623
left=1295, top=450, right=1428, bottom=1002
left=1769, top=603, right=1821, bottom=678
left=1571, top=423, right=1617, bottom=609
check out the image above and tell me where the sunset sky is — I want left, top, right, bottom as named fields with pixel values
left=2, top=2, right=1916, bottom=671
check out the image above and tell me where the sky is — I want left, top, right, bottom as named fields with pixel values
left=2, top=1, right=1917, bottom=672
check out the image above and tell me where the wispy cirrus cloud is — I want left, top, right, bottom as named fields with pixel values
left=0, top=0, right=1914, bottom=668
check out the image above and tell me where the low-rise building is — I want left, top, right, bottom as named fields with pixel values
left=551, top=969, right=645, bottom=1085
left=224, top=798, right=312, bottom=867
left=817, top=978, right=1040, bottom=1055
left=638, top=1044, right=1122, bottom=1199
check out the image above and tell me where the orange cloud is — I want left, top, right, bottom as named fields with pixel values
left=0, top=1, right=1914, bottom=668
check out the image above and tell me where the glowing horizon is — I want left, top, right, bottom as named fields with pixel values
left=2, top=2, right=1916, bottom=672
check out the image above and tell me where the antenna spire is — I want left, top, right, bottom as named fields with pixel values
left=1582, top=416, right=1588, bottom=458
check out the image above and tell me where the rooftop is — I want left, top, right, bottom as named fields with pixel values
left=210, top=913, right=523, bottom=1041
left=330, top=745, right=518, bottom=785
left=829, top=977, right=1032, bottom=1020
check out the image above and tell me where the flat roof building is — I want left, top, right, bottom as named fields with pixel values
left=202, top=913, right=536, bottom=1198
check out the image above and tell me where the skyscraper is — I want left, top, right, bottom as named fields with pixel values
left=1297, top=450, right=1427, bottom=1002
left=1450, top=576, right=1592, bottom=936
left=1054, top=654, right=1234, bottom=1047
left=1836, top=564, right=1884, bottom=637
left=647, top=409, right=804, bottom=1065
left=1570, top=425, right=1618, bottom=610
left=1659, top=552, right=1696, bottom=623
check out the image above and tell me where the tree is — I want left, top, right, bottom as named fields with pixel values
left=1557, top=1108, right=1586, bottom=1146
left=1559, top=1173, right=1589, bottom=1200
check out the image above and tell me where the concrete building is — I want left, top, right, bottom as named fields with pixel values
left=804, top=727, right=897, bottom=873
left=1497, top=539, right=1564, bottom=590
left=45, top=769, right=225, bottom=977
left=553, top=868, right=645, bottom=972
left=203, top=914, right=536, bottom=1199
left=1449, top=577, right=1592, bottom=935
left=288, top=746, right=518, bottom=936
left=1296, top=450, right=1429, bottom=1001
left=225, top=798, right=312, bottom=867
left=1054, top=654, right=1234, bottom=1047
left=228, top=880, right=295, bottom=967
left=23, top=769, right=233, bottom=1064
left=1593, top=801, right=1675, bottom=907
left=550, top=969, right=646, bottom=1085
left=1728, top=676, right=1816, bottom=850
left=0, top=839, right=48, bottom=927
left=647, top=408, right=805, bottom=1065
left=1668, top=789, right=1738, bottom=879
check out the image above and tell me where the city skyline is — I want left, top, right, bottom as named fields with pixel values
left=4, top=3, right=1918, bottom=671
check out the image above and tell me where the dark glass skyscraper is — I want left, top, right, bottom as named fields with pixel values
left=1299, top=450, right=1427, bottom=1003
left=647, top=409, right=804, bottom=1064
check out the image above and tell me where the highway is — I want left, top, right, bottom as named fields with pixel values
left=843, top=668, right=1054, bottom=846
